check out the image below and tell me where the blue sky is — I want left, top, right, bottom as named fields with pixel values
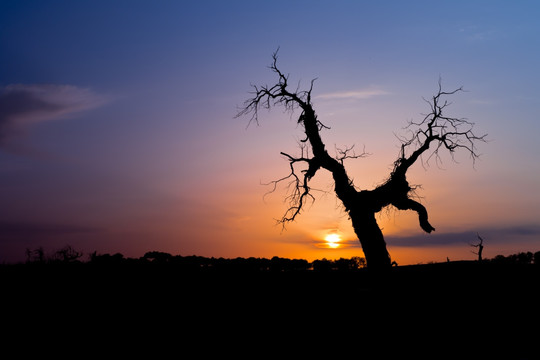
left=1, top=0, right=540, bottom=264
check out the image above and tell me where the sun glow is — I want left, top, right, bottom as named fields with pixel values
left=324, top=233, right=341, bottom=249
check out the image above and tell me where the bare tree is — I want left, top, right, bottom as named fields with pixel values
left=237, top=51, right=486, bottom=270
left=51, top=245, right=83, bottom=263
left=470, top=233, right=485, bottom=262
left=26, top=247, right=45, bottom=263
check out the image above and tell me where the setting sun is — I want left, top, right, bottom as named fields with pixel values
left=324, top=234, right=342, bottom=249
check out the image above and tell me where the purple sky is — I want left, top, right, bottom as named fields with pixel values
left=1, top=0, right=540, bottom=264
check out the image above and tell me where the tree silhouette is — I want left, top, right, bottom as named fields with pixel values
left=52, top=245, right=83, bottom=263
left=471, top=233, right=485, bottom=262
left=237, top=51, right=486, bottom=270
left=25, top=247, right=45, bottom=263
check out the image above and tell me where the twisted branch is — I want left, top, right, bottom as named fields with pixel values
left=237, top=50, right=358, bottom=226
left=393, top=80, right=487, bottom=177
left=261, top=144, right=314, bottom=224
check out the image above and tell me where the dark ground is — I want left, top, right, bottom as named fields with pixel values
left=2, top=261, right=539, bottom=357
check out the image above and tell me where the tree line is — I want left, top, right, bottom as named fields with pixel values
left=20, top=245, right=540, bottom=271
left=487, top=251, right=540, bottom=265
left=22, top=246, right=366, bottom=272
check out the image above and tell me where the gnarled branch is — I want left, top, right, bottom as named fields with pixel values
left=260, top=142, right=318, bottom=226
left=235, top=49, right=313, bottom=127
left=393, top=80, right=487, bottom=177
left=237, top=50, right=357, bottom=226
left=335, top=144, right=370, bottom=165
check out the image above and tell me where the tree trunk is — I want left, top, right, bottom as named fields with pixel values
left=477, top=244, right=483, bottom=262
left=349, top=209, right=392, bottom=270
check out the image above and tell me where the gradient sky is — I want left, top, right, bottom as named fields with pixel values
left=1, top=0, right=540, bottom=264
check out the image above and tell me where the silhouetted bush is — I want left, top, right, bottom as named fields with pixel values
left=489, top=251, right=536, bottom=265
left=143, top=251, right=173, bottom=263
left=534, top=251, right=540, bottom=265
left=25, top=247, right=45, bottom=263
left=312, top=259, right=332, bottom=271
left=270, top=256, right=309, bottom=272
left=89, top=252, right=125, bottom=265
left=25, top=245, right=83, bottom=264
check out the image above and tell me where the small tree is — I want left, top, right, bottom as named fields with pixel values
left=52, top=245, right=83, bottom=263
left=470, top=233, right=485, bottom=262
left=25, top=247, right=45, bottom=263
left=237, top=51, right=486, bottom=270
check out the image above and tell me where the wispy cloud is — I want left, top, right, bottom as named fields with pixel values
left=387, top=225, right=540, bottom=248
left=469, top=99, right=493, bottom=105
left=0, top=221, right=101, bottom=238
left=0, top=84, right=110, bottom=148
left=387, top=231, right=473, bottom=248
left=316, top=88, right=389, bottom=101
left=458, top=25, right=499, bottom=42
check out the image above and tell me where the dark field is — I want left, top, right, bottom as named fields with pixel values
left=2, top=261, right=539, bottom=357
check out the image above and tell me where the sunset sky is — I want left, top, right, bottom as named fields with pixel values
left=2, top=0, right=540, bottom=264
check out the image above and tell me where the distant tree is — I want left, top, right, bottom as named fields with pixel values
left=237, top=50, right=486, bottom=270
left=351, top=256, right=367, bottom=269
left=517, top=251, right=533, bottom=264
left=25, top=247, right=45, bottom=263
left=312, top=258, right=332, bottom=272
left=89, top=251, right=125, bottom=264
left=334, top=258, right=353, bottom=271
left=490, top=251, right=534, bottom=265
left=492, top=254, right=507, bottom=264
left=534, top=251, right=540, bottom=265
left=143, top=251, right=172, bottom=263
left=470, top=233, right=485, bottom=262
left=269, top=256, right=309, bottom=271
left=290, top=258, right=310, bottom=271
left=51, top=245, right=83, bottom=263
left=333, top=257, right=366, bottom=271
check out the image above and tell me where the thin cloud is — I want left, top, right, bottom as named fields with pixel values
left=0, top=84, right=110, bottom=148
left=387, top=225, right=540, bottom=248
left=0, top=221, right=101, bottom=239
left=314, top=238, right=361, bottom=249
left=316, top=88, right=389, bottom=101
left=387, top=231, right=473, bottom=248
left=469, top=99, right=493, bottom=105
left=459, top=25, right=498, bottom=42
left=280, top=232, right=362, bottom=250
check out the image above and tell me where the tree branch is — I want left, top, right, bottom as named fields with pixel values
left=235, top=49, right=314, bottom=127
left=393, top=80, right=487, bottom=176
left=335, top=144, right=370, bottom=165
left=261, top=145, right=318, bottom=226
left=237, top=50, right=357, bottom=225
left=393, top=197, right=435, bottom=233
